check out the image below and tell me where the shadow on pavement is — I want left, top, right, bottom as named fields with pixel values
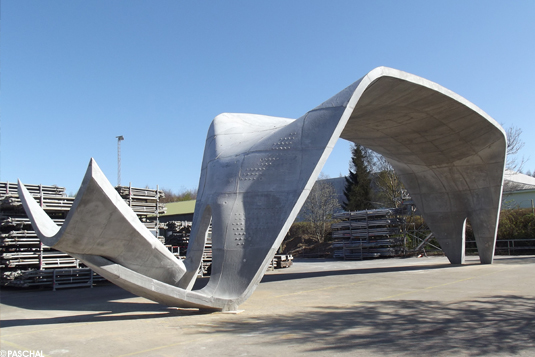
left=261, top=262, right=453, bottom=283
left=0, top=278, right=213, bottom=328
left=492, top=255, right=535, bottom=265
left=1, top=262, right=451, bottom=315
left=211, top=295, right=535, bottom=356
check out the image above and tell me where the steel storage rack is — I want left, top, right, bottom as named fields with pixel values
left=115, top=184, right=166, bottom=243
left=0, top=182, right=89, bottom=287
left=161, top=220, right=213, bottom=276
left=160, top=219, right=292, bottom=275
left=331, top=208, right=404, bottom=260
left=1, top=181, right=166, bottom=288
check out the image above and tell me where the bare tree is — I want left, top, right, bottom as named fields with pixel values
left=505, top=125, right=527, bottom=172
left=160, top=187, right=198, bottom=203
left=372, top=155, right=407, bottom=208
left=301, top=176, right=340, bottom=243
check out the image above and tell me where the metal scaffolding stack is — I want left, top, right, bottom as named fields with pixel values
left=1, top=182, right=166, bottom=288
left=115, top=184, right=166, bottom=242
left=331, top=208, right=404, bottom=260
left=161, top=220, right=213, bottom=276
left=0, top=182, right=83, bottom=287
left=160, top=220, right=291, bottom=275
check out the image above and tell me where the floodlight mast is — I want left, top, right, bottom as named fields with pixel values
left=116, top=136, right=124, bottom=186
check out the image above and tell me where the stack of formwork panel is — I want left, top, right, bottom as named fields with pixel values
left=164, top=221, right=192, bottom=254
left=202, top=225, right=212, bottom=276
left=331, top=208, right=404, bottom=260
left=161, top=220, right=213, bottom=276
left=0, top=182, right=81, bottom=286
left=115, top=184, right=166, bottom=242
left=1, top=182, right=170, bottom=288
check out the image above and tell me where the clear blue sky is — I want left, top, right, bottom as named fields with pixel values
left=2, top=1, right=534, bottom=195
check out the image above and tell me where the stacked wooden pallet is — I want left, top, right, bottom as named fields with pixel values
left=331, top=208, right=404, bottom=260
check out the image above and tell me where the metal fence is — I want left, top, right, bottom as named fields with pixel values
left=466, top=239, right=535, bottom=256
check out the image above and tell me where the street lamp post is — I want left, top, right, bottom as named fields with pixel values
left=116, top=135, right=124, bottom=187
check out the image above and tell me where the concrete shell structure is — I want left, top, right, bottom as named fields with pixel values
left=19, top=67, right=506, bottom=312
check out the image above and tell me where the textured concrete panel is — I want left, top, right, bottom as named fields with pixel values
left=19, top=67, right=506, bottom=311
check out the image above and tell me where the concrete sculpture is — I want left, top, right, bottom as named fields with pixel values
left=19, top=67, right=507, bottom=312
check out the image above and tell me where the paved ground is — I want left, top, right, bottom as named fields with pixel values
left=1, top=255, right=535, bottom=357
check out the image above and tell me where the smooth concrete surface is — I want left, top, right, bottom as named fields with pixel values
left=2, top=256, right=534, bottom=357
left=18, top=66, right=506, bottom=311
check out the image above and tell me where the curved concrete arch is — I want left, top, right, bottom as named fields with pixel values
left=19, top=67, right=506, bottom=312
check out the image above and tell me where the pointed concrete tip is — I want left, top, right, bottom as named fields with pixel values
left=17, top=178, right=28, bottom=195
left=16, top=177, right=61, bottom=240
left=88, top=157, right=97, bottom=171
left=17, top=179, right=25, bottom=197
left=88, top=157, right=102, bottom=172
left=83, top=157, right=104, bottom=182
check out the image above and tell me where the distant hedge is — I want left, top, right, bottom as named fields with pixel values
left=466, top=208, right=535, bottom=240
left=496, top=208, right=535, bottom=240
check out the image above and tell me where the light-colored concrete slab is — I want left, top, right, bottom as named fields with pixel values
left=1, top=256, right=534, bottom=357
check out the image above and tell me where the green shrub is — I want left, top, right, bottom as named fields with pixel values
left=497, top=208, right=535, bottom=240
left=466, top=209, right=534, bottom=240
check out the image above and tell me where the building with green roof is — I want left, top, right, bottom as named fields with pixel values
left=158, top=200, right=196, bottom=223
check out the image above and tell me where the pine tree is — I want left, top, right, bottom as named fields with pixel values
left=342, top=144, right=374, bottom=211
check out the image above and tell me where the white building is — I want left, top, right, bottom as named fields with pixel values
left=502, top=170, right=535, bottom=210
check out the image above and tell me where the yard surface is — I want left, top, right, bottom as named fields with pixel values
left=1, top=255, right=534, bottom=356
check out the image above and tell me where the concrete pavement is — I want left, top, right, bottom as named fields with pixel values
left=1, top=255, right=534, bottom=356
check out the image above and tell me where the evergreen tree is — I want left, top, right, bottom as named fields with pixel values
left=342, top=144, right=374, bottom=211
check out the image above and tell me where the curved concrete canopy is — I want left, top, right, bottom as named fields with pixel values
left=19, top=67, right=506, bottom=312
